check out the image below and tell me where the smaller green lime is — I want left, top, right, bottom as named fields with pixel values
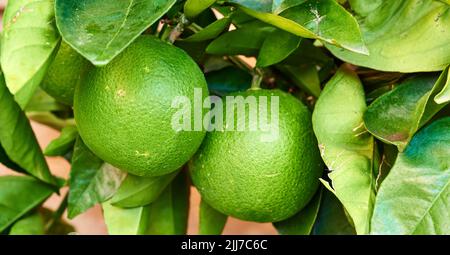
left=190, top=89, right=323, bottom=222
left=41, top=41, right=91, bottom=105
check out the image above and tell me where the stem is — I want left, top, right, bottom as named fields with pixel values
left=45, top=193, right=68, bottom=231
left=167, top=14, right=189, bottom=44
left=27, top=112, right=76, bottom=131
left=250, top=73, right=263, bottom=90
left=187, top=22, right=203, bottom=33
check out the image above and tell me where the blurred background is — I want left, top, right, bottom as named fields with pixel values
left=0, top=0, right=277, bottom=234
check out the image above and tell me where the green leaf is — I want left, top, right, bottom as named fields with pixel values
left=371, top=117, right=450, bottom=234
left=0, top=73, right=56, bottom=185
left=0, top=176, right=54, bottom=232
left=256, top=29, right=301, bottom=67
left=55, top=0, right=177, bottom=66
left=110, top=171, right=178, bottom=208
left=9, top=212, right=45, bottom=235
left=348, top=0, right=383, bottom=17
left=44, top=126, right=78, bottom=157
left=68, top=137, right=126, bottom=219
left=272, top=0, right=307, bottom=14
left=276, top=64, right=321, bottom=97
left=25, top=88, right=69, bottom=112
left=312, top=66, right=376, bottom=234
left=206, top=66, right=252, bottom=96
left=184, top=0, right=216, bottom=18
left=198, top=199, right=228, bottom=235
left=206, top=20, right=275, bottom=56
left=364, top=70, right=449, bottom=151
left=226, top=0, right=306, bottom=13
left=1, top=0, right=60, bottom=108
left=312, top=190, right=356, bottom=235
left=0, top=145, right=25, bottom=173
left=226, top=0, right=273, bottom=12
left=273, top=188, right=322, bottom=235
left=328, top=0, right=450, bottom=72
left=184, top=17, right=231, bottom=42
left=146, top=171, right=190, bottom=235
left=237, top=0, right=368, bottom=55
left=435, top=67, right=450, bottom=104
left=102, top=201, right=151, bottom=235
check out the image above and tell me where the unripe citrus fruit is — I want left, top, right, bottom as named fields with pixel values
left=74, top=36, right=209, bottom=177
left=41, top=41, right=91, bottom=105
left=189, top=89, right=323, bottom=222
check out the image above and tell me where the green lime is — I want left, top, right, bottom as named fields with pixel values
left=189, top=89, right=323, bottom=222
left=74, top=36, right=209, bottom=177
left=41, top=41, right=91, bottom=105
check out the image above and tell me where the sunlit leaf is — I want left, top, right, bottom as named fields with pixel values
left=312, top=66, right=376, bottom=234
left=55, top=0, right=177, bottom=65
left=1, top=0, right=60, bottom=108
left=328, top=0, right=450, bottom=72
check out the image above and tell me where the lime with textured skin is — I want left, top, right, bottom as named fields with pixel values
left=41, top=41, right=91, bottom=105
left=74, top=36, right=209, bottom=177
left=190, top=89, right=323, bottom=222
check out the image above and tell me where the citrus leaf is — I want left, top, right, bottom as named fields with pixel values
left=206, top=20, right=275, bottom=56
left=348, top=0, right=383, bottom=17
left=272, top=0, right=307, bottom=14
left=25, top=88, right=69, bottom=112
left=0, top=0, right=60, bottom=108
left=276, top=64, right=321, bottom=97
left=371, top=117, right=450, bottom=234
left=327, top=0, right=450, bottom=72
left=55, top=0, right=177, bottom=66
left=225, top=0, right=306, bottom=13
left=184, top=17, right=231, bottom=42
left=312, top=190, right=356, bottom=235
left=0, top=145, right=25, bottom=174
left=435, top=67, right=450, bottom=104
left=206, top=66, right=252, bottom=96
left=312, top=66, right=376, bottom=234
left=102, top=201, right=151, bottom=235
left=184, top=0, right=216, bottom=18
left=0, top=72, right=56, bottom=185
left=110, top=171, right=178, bottom=208
left=256, top=29, right=301, bottom=67
left=273, top=188, right=322, bottom=235
left=68, top=137, right=126, bottom=219
left=146, top=171, right=190, bottom=235
left=44, top=125, right=78, bottom=157
left=364, top=70, right=449, bottom=151
left=237, top=0, right=368, bottom=55
left=0, top=176, right=54, bottom=232
left=199, top=199, right=228, bottom=235
left=9, top=212, right=45, bottom=235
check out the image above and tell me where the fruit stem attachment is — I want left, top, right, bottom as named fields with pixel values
left=165, top=14, right=189, bottom=44
left=250, top=72, right=263, bottom=90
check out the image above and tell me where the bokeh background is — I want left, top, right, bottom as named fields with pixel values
left=0, top=0, right=277, bottom=234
